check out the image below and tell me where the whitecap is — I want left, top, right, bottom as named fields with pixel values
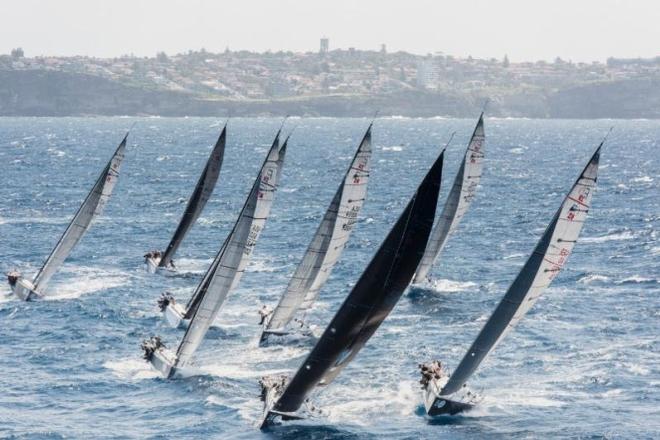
left=630, top=176, right=653, bottom=183
left=428, top=278, right=478, bottom=292
left=104, top=358, right=160, bottom=380
left=509, top=147, right=524, bottom=154
left=381, top=146, right=404, bottom=152
left=578, top=274, right=610, bottom=284
left=582, top=230, right=635, bottom=243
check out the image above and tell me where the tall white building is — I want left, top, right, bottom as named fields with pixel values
left=320, top=37, right=329, bottom=54
left=416, top=55, right=441, bottom=89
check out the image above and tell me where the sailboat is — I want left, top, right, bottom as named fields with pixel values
left=258, top=147, right=446, bottom=428
left=258, top=123, right=373, bottom=346
left=6, top=133, right=128, bottom=301
left=421, top=143, right=603, bottom=416
left=144, top=125, right=226, bottom=273
left=142, top=128, right=288, bottom=377
left=413, top=114, right=485, bottom=284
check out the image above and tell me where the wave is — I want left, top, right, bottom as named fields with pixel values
left=582, top=230, right=635, bottom=243
left=630, top=176, right=653, bottom=183
left=104, top=358, right=161, bottom=380
left=428, top=278, right=478, bottom=292
left=578, top=274, right=610, bottom=284
left=616, top=275, right=658, bottom=285
left=381, top=145, right=404, bottom=152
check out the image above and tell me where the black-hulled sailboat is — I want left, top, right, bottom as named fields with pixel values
left=144, top=125, right=226, bottom=273
left=421, top=143, right=602, bottom=416
left=142, top=129, right=287, bottom=377
left=258, top=147, right=445, bottom=428
left=258, top=123, right=372, bottom=346
left=6, top=133, right=128, bottom=300
left=413, top=114, right=485, bottom=284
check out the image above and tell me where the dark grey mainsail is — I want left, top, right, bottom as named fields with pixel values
left=158, top=126, right=226, bottom=268
left=145, top=130, right=287, bottom=376
left=413, top=114, right=485, bottom=283
left=33, top=134, right=127, bottom=292
left=261, top=124, right=372, bottom=340
left=437, top=145, right=601, bottom=401
left=260, top=148, right=445, bottom=425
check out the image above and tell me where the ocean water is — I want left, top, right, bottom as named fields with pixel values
left=0, top=117, right=658, bottom=439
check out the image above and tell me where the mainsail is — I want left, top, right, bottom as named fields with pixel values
left=32, top=134, right=127, bottom=292
left=269, top=148, right=445, bottom=415
left=439, top=145, right=601, bottom=397
left=173, top=131, right=287, bottom=367
left=159, top=126, right=226, bottom=268
left=263, top=124, right=372, bottom=335
left=413, top=114, right=485, bottom=283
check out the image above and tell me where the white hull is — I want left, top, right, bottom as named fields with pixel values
left=149, top=347, right=177, bottom=378
left=10, top=278, right=42, bottom=301
left=145, top=256, right=160, bottom=273
left=164, top=302, right=188, bottom=328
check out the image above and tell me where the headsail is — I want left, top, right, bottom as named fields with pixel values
left=264, top=124, right=372, bottom=334
left=173, top=131, right=287, bottom=367
left=439, top=145, right=601, bottom=396
left=270, top=148, right=445, bottom=415
left=413, top=114, right=485, bottom=283
left=159, top=126, right=226, bottom=268
left=32, top=134, right=128, bottom=292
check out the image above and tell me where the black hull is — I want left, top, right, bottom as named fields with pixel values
left=427, top=397, right=474, bottom=416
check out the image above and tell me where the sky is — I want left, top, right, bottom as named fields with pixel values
left=1, top=0, right=658, bottom=62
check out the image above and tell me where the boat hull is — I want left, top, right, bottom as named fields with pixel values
left=149, top=348, right=177, bottom=379
left=10, top=278, right=42, bottom=301
left=423, top=376, right=475, bottom=416
left=164, top=302, right=188, bottom=328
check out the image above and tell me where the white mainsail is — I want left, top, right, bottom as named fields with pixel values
left=413, top=114, right=485, bottom=283
left=32, top=134, right=127, bottom=292
left=439, top=145, right=601, bottom=397
left=263, top=125, right=372, bottom=335
left=173, top=133, right=287, bottom=367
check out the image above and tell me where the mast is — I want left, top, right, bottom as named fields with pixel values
left=265, top=124, right=372, bottom=333
left=440, top=145, right=601, bottom=396
left=173, top=129, right=287, bottom=366
left=32, top=133, right=128, bottom=292
left=271, top=147, right=445, bottom=414
left=159, top=125, right=226, bottom=268
left=413, top=114, right=485, bottom=283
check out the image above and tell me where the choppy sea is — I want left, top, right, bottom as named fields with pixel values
left=0, top=117, right=658, bottom=439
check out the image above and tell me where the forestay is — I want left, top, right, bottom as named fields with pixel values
left=174, top=132, right=287, bottom=366
left=440, top=145, right=601, bottom=396
left=265, top=124, right=372, bottom=332
left=413, top=114, right=485, bottom=283
left=32, top=134, right=127, bottom=292
left=271, top=148, right=445, bottom=414
left=159, top=126, right=226, bottom=268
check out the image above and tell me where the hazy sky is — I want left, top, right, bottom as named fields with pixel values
left=1, top=0, right=658, bottom=61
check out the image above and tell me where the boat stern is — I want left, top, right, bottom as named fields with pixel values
left=157, top=292, right=188, bottom=328
left=141, top=336, right=177, bottom=378
left=419, top=362, right=476, bottom=416
left=7, top=273, right=41, bottom=301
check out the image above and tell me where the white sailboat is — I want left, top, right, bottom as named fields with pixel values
left=258, top=123, right=372, bottom=345
left=6, top=133, right=128, bottom=300
left=144, top=125, right=226, bottom=273
left=143, top=128, right=288, bottom=377
left=422, top=142, right=603, bottom=416
left=413, top=114, right=485, bottom=284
